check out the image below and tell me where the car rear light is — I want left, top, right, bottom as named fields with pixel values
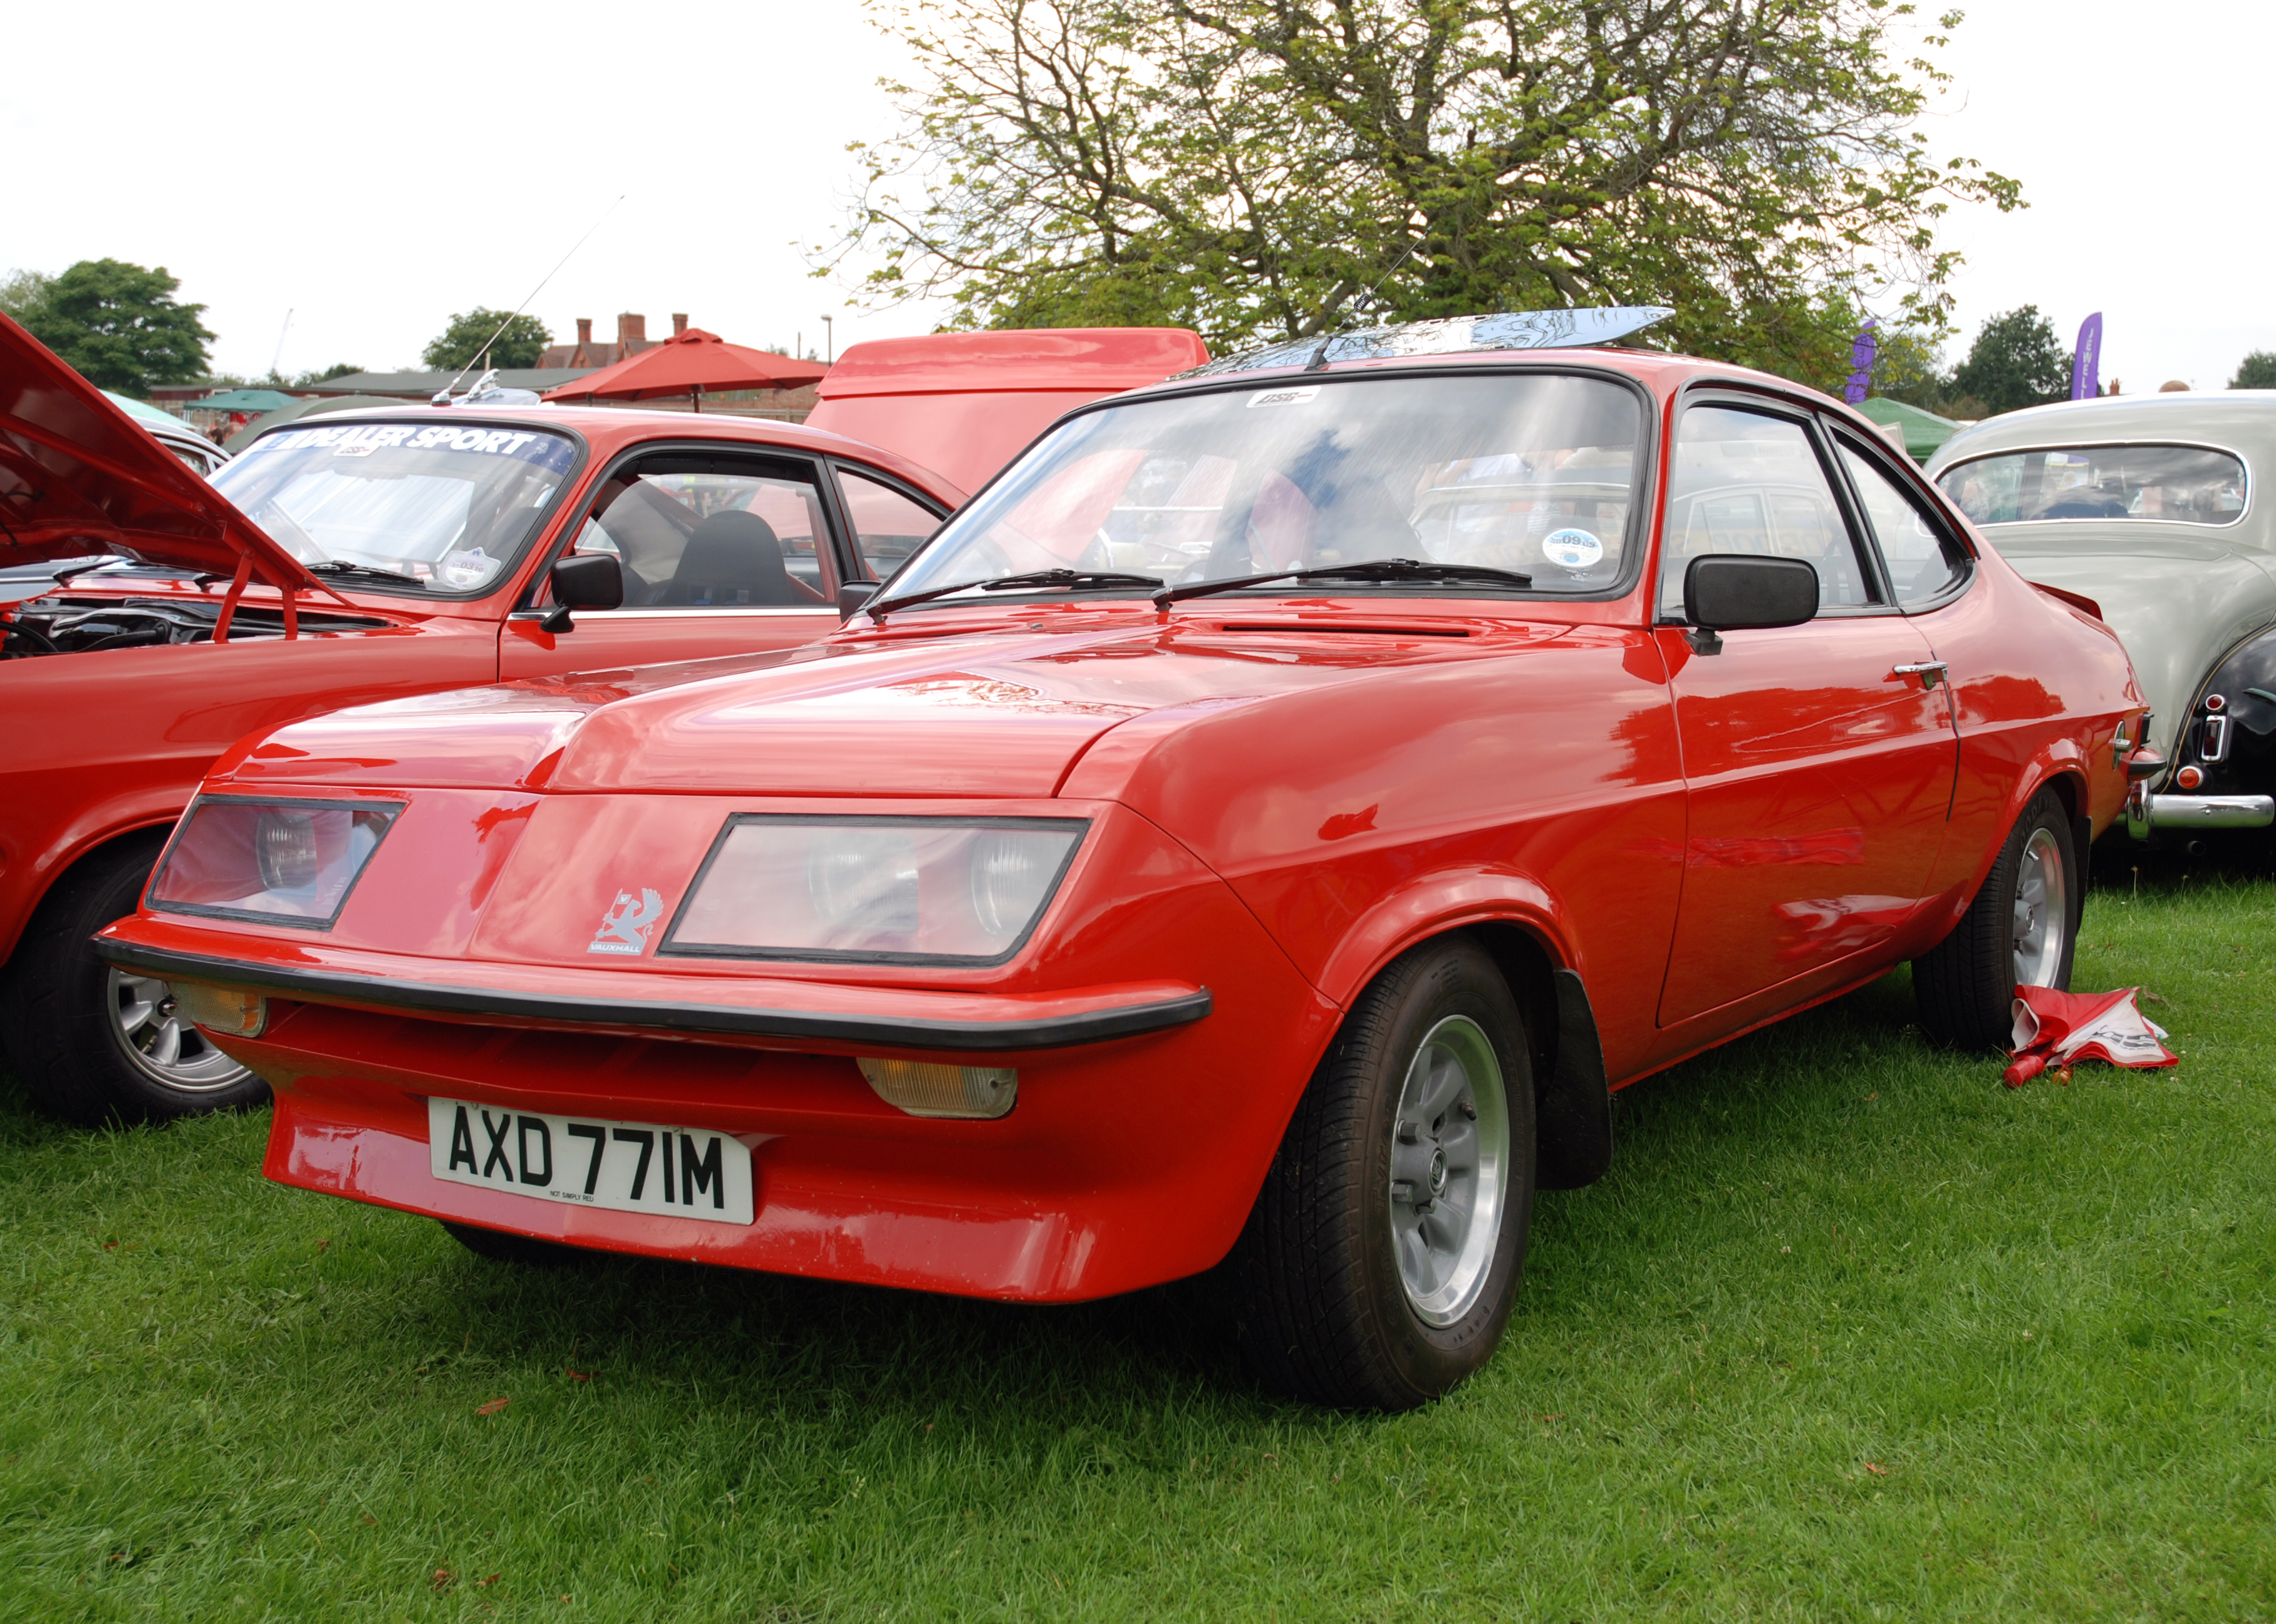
left=665, top=816, right=1087, bottom=964
left=147, top=796, right=402, bottom=928
left=857, top=1058, right=1018, bottom=1119
left=173, top=983, right=268, bottom=1038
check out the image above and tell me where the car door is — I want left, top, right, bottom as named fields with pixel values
left=1653, top=397, right=1957, bottom=1028
left=498, top=446, right=856, bottom=680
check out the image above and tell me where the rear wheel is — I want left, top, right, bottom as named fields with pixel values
left=0, top=835, right=264, bottom=1125
left=1233, top=937, right=1536, bottom=1410
left=1914, top=788, right=2079, bottom=1048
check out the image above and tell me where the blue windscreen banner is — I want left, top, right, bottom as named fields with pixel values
left=1844, top=321, right=1878, bottom=405
left=2072, top=313, right=2103, bottom=400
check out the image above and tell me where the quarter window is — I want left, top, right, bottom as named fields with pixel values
left=1837, top=440, right=1969, bottom=607
left=837, top=467, right=944, bottom=581
left=1661, top=407, right=1878, bottom=617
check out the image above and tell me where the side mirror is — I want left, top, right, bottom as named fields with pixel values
left=551, top=552, right=624, bottom=612
left=838, top=581, right=880, bottom=620
left=1682, top=554, right=1817, bottom=652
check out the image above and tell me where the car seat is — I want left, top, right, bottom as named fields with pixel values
left=656, top=511, right=821, bottom=606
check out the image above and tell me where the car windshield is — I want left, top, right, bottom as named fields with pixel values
left=1938, top=444, right=2247, bottom=528
left=210, top=420, right=580, bottom=593
left=881, top=372, right=1644, bottom=605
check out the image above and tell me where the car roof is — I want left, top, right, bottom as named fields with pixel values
left=1928, top=393, right=2276, bottom=475
left=243, top=402, right=970, bottom=505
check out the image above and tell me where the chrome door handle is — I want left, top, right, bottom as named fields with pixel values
left=1894, top=661, right=1948, bottom=690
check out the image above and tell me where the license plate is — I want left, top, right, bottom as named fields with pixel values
left=427, top=1096, right=755, bottom=1225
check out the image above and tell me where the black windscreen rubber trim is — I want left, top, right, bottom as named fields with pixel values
left=96, top=941, right=1211, bottom=1051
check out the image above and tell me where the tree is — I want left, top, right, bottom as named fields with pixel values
left=421, top=308, right=551, bottom=371
left=1868, top=326, right=1951, bottom=410
left=2230, top=351, right=2276, bottom=390
left=1, top=268, right=52, bottom=326
left=19, top=259, right=213, bottom=397
left=834, top=0, right=2020, bottom=389
left=286, top=362, right=366, bottom=387
left=1948, top=306, right=2069, bottom=415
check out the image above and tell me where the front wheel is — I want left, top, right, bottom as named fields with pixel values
left=1233, top=937, right=1536, bottom=1410
left=0, top=835, right=265, bottom=1125
left=1913, top=788, right=2079, bottom=1048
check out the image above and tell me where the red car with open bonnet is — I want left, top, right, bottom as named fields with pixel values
left=0, top=312, right=972, bottom=1123
left=99, top=310, right=2147, bottom=1408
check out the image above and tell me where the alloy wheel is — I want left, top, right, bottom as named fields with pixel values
left=2011, top=826, right=2069, bottom=987
left=1387, top=1014, right=1510, bottom=1326
left=105, top=969, right=251, bottom=1093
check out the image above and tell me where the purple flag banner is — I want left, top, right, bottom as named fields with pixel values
left=2072, top=312, right=2103, bottom=400
left=1844, top=321, right=1878, bottom=405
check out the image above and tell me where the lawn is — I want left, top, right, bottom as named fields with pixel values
left=2, top=853, right=2271, bottom=1621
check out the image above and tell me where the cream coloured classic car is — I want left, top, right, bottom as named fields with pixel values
left=1928, top=394, right=2276, bottom=841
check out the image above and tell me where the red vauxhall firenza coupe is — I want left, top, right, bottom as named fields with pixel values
left=97, top=310, right=2148, bottom=1407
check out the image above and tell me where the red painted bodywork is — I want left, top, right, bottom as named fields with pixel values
left=100, top=348, right=2144, bottom=1305
left=806, top=328, right=1210, bottom=495
left=1, top=325, right=968, bottom=968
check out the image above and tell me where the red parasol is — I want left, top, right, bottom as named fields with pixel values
left=541, top=327, right=826, bottom=410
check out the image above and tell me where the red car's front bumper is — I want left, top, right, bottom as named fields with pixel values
left=99, top=893, right=1338, bottom=1303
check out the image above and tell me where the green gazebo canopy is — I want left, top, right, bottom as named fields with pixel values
left=1855, top=397, right=1960, bottom=464
left=184, top=388, right=298, bottom=415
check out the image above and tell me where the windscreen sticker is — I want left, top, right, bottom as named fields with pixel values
left=260, top=421, right=576, bottom=470
left=1246, top=385, right=1319, bottom=408
left=1541, top=528, right=1604, bottom=568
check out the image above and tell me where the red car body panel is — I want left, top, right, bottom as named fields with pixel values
left=99, top=347, right=2144, bottom=1302
left=806, top=327, right=1210, bottom=495
left=1, top=318, right=979, bottom=969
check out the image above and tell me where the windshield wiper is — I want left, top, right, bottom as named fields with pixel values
left=1154, top=558, right=1532, bottom=607
left=868, top=568, right=1165, bottom=617
left=306, top=560, right=425, bottom=586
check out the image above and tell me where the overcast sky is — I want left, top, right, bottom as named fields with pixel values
left=4, top=0, right=2265, bottom=389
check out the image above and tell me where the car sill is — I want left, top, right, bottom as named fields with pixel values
left=96, top=942, right=1212, bottom=1052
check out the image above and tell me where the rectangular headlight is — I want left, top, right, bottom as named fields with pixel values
left=663, top=815, right=1087, bottom=964
left=146, top=795, right=401, bottom=929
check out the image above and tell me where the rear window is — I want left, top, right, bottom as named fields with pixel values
left=212, top=420, right=580, bottom=595
left=1938, top=444, right=2247, bottom=527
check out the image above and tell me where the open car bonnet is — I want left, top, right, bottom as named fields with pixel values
left=0, top=311, right=320, bottom=590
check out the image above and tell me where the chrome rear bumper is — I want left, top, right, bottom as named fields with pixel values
left=2127, top=787, right=2276, bottom=838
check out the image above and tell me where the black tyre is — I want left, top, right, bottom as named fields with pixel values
left=0, top=834, right=266, bottom=1125
left=1233, top=937, right=1536, bottom=1410
left=440, top=1221, right=588, bottom=1267
left=1914, top=788, right=2079, bottom=1049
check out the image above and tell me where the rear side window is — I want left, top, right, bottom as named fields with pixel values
left=1660, top=406, right=1878, bottom=616
left=1837, top=440, right=1970, bottom=607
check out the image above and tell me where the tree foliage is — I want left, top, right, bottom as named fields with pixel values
left=18, top=259, right=213, bottom=397
left=1, top=268, right=53, bottom=327
left=420, top=308, right=551, bottom=371
left=836, top=0, right=2020, bottom=387
left=2230, top=351, right=2276, bottom=390
left=287, top=362, right=366, bottom=387
left=1948, top=304, right=2067, bottom=415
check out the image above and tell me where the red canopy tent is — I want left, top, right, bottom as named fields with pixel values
left=540, top=328, right=827, bottom=410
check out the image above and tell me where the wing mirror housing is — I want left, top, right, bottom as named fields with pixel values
left=838, top=581, right=880, bottom=620
left=551, top=552, right=625, bottom=610
left=520, top=553, right=625, bottom=634
left=1682, top=554, right=1819, bottom=653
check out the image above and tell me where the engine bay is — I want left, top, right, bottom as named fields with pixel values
left=1, top=593, right=389, bottom=657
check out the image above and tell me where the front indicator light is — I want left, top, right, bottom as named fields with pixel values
left=666, top=816, right=1088, bottom=964
left=173, top=982, right=268, bottom=1038
left=858, top=1058, right=1017, bottom=1120
left=147, top=795, right=401, bottom=929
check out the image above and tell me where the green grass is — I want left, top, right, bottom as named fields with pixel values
left=3, top=855, right=2272, bottom=1621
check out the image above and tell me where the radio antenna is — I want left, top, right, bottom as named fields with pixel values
left=439, top=193, right=626, bottom=402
